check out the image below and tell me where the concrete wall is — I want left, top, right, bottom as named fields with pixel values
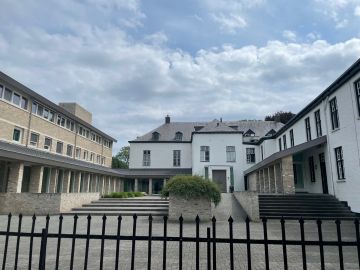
left=168, top=194, right=212, bottom=221
left=0, top=192, right=100, bottom=215
left=129, top=142, right=192, bottom=169
left=233, top=192, right=259, bottom=221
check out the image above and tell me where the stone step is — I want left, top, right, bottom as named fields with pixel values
left=72, top=207, right=169, bottom=211
left=66, top=211, right=168, bottom=216
left=83, top=203, right=169, bottom=208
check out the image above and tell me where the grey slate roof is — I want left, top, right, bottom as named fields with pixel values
left=130, top=119, right=284, bottom=142
left=114, top=168, right=192, bottom=178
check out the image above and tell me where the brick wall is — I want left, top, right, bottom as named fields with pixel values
left=168, top=195, right=212, bottom=221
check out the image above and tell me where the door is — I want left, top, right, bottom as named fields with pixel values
left=21, top=166, right=31, bottom=192
left=319, top=153, right=329, bottom=194
left=293, top=163, right=304, bottom=189
left=212, top=170, right=227, bottom=193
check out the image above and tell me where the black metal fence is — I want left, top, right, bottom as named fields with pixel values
left=0, top=213, right=360, bottom=270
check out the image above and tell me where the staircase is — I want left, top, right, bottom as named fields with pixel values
left=259, top=194, right=357, bottom=219
left=68, top=196, right=169, bottom=216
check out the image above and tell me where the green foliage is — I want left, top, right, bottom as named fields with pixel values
left=103, top=192, right=144, bottom=198
left=161, top=175, right=221, bottom=206
left=112, top=146, right=130, bottom=169
left=265, top=111, right=295, bottom=124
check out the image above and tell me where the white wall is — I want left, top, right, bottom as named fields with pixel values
left=129, top=142, right=192, bottom=169
left=192, top=133, right=245, bottom=192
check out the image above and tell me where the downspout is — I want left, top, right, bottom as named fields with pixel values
left=323, top=96, right=336, bottom=196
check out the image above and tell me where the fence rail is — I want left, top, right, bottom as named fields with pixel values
left=0, top=213, right=360, bottom=270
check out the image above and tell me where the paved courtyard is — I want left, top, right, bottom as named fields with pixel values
left=0, top=214, right=359, bottom=269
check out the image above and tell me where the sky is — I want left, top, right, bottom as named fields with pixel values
left=1, top=0, right=360, bottom=153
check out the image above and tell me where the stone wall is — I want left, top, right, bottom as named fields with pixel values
left=169, top=195, right=212, bottom=222
left=233, top=192, right=260, bottom=221
left=0, top=192, right=99, bottom=215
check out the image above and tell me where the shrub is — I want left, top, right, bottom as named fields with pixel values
left=103, top=192, right=145, bottom=198
left=161, top=175, right=221, bottom=206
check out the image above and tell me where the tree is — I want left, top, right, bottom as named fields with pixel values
left=265, top=111, right=295, bottom=124
left=112, top=146, right=130, bottom=169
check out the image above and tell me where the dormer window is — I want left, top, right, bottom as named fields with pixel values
left=194, top=126, right=204, bottom=131
left=265, top=129, right=276, bottom=137
left=175, top=132, right=183, bottom=141
left=244, top=129, right=255, bottom=137
left=152, top=132, right=160, bottom=141
left=229, top=126, right=238, bottom=130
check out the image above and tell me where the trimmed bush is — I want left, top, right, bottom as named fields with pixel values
left=161, top=175, right=221, bottom=206
left=103, top=192, right=144, bottom=198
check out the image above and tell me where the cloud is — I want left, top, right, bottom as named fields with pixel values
left=211, top=13, right=247, bottom=33
left=1, top=1, right=360, bottom=152
left=355, top=6, right=360, bottom=16
left=282, top=30, right=297, bottom=42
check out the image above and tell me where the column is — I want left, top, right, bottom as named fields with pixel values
left=85, top=173, right=91, bottom=193
left=259, top=170, right=263, bottom=193
left=163, top=178, right=167, bottom=188
left=269, top=166, right=275, bottom=193
left=29, top=166, right=44, bottom=193
left=6, top=162, right=24, bottom=193
left=134, top=178, right=139, bottom=192
left=281, top=156, right=295, bottom=194
left=49, top=168, right=58, bottom=193
left=63, top=170, right=71, bottom=193
left=263, top=169, right=269, bottom=193
left=75, top=172, right=81, bottom=193
left=148, top=178, right=153, bottom=195
left=256, top=171, right=260, bottom=192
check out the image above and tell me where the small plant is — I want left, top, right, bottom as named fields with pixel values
left=161, top=175, right=221, bottom=206
left=103, top=192, right=145, bottom=198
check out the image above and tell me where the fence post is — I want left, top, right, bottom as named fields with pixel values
left=245, top=216, right=251, bottom=270
left=38, top=228, right=48, bottom=270
left=228, top=216, right=234, bottom=270
left=207, top=227, right=211, bottom=270
left=335, top=219, right=344, bottom=270
left=212, top=216, right=217, bottom=270
left=262, top=217, right=269, bottom=270
left=280, top=217, right=288, bottom=270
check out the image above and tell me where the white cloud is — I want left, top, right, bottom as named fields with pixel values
left=282, top=30, right=297, bottom=42
left=211, top=13, right=247, bottom=33
left=307, top=32, right=321, bottom=40
left=355, top=6, right=360, bottom=16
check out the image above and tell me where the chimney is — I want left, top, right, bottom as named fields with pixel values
left=165, top=115, right=170, bottom=124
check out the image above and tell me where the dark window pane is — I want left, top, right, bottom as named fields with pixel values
left=4, top=88, right=12, bottom=101
left=21, top=97, right=28, bottom=109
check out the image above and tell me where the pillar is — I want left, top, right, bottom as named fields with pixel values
left=75, top=172, right=81, bottom=193
left=49, top=168, right=58, bottom=193
left=134, top=178, right=138, bottom=192
left=63, top=170, right=71, bottom=193
left=163, top=178, right=167, bottom=188
left=148, top=178, right=152, bottom=195
left=274, top=163, right=283, bottom=193
left=256, top=171, right=260, bottom=192
left=269, top=166, right=275, bottom=193
left=281, top=156, right=295, bottom=194
left=263, top=169, right=269, bottom=193
left=259, top=170, right=263, bottom=193
left=85, top=173, right=91, bottom=193
left=6, top=162, right=24, bottom=193
left=29, top=166, right=44, bottom=193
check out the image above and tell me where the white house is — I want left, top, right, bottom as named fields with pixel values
left=128, top=58, right=360, bottom=215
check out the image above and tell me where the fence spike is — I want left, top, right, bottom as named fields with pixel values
left=212, top=216, right=217, bottom=223
left=228, top=216, right=233, bottom=223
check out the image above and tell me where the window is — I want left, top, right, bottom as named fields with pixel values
left=175, top=132, right=183, bottom=141
left=97, top=155, right=101, bottom=164
left=330, top=98, right=339, bottom=130
left=355, top=79, right=360, bottom=117
left=143, top=150, right=151, bottom=166
left=66, top=145, right=73, bottom=157
left=246, top=148, right=255, bottom=163
left=244, top=129, right=255, bottom=137
left=32, top=102, right=55, bottom=122
left=90, top=153, right=94, bottom=162
left=200, top=146, right=210, bottom=162
left=290, top=129, right=294, bottom=147
left=0, top=84, right=3, bottom=98
left=75, top=148, right=81, bottom=159
left=20, top=97, right=28, bottom=110
left=83, top=150, right=88, bottom=160
left=4, top=88, right=12, bottom=101
left=13, top=128, right=22, bottom=142
left=283, top=135, right=287, bottom=150
left=37, top=105, right=43, bottom=117
left=226, top=146, right=236, bottom=162
left=308, top=156, right=316, bottom=182
left=278, top=138, right=282, bottom=151
left=12, top=93, right=21, bottom=106
left=305, top=117, right=311, bottom=141
left=335, top=147, right=345, bottom=180
left=101, top=157, right=106, bottom=166
left=44, top=137, right=52, bottom=150
left=261, top=145, right=264, bottom=160
left=152, top=132, right=160, bottom=141
left=56, top=141, right=63, bottom=154
left=314, top=110, right=322, bottom=137
left=173, top=150, right=181, bottom=167
left=30, top=133, right=39, bottom=146
left=104, top=139, right=112, bottom=148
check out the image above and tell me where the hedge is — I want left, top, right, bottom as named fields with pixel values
left=161, top=175, right=221, bottom=206
left=103, top=192, right=144, bottom=198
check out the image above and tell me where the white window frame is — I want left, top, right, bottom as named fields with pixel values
left=173, top=150, right=181, bottom=167
left=12, top=127, right=22, bottom=143
left=44, top=137, right=52, bottom=151
left=246, top=148, right=255, bottom=164
left=226, top=146, right=236, bottom=162
left=200, top=146, right=210, bottom=162
left=143, top=150, right=151, bottom=166
left=66, top=144, right=73, bottom=157
left=56, top=141, right=63, bottom=154
left=29, top=132, right=39, bottom=147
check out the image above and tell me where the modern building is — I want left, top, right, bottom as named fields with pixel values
left=129, top=58, right=360, bottom=214
left=0, top=71, right=122, bottom=214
